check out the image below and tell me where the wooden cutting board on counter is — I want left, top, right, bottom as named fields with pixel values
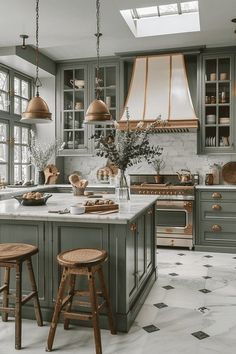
left=84, top=203, right=119, bottom=213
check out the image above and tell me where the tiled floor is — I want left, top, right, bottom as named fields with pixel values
left=1, top=248, right=236, bottom=353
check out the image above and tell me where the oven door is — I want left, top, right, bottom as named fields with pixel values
left=156, top=200, right=193, bottom=237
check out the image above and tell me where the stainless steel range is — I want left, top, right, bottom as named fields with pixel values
left=130, top=174, right=195, bottom=249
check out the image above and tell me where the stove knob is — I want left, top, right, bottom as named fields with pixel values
left=139, top=191, right=142, bottom=194
left=151, top=191, right=154, bottom=194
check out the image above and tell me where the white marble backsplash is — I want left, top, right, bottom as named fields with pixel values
left=64, top=133, right=235, bottom=184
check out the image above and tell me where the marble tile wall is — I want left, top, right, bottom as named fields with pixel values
left=63, top=133, right=234, bottom=184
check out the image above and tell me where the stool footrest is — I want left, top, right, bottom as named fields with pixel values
left=21, top=291, right=37, bottom=305
left=0, top=284, right=7, bottom=293
left=0, top=306, right=15, bottom=313
left=62, top=310, right=92, bottom=321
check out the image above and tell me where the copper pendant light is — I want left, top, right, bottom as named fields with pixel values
left=21, top=0, right=52, bottom=124
left=84, top=0, right=112, bottom=124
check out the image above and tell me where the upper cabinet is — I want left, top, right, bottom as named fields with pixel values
left=57, top=60, right=119, bottom=156
left=200, top=53, right=235, bottom=153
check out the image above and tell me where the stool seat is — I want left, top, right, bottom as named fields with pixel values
left=0, top=243, right=38, bottom=261
left=46, top=247, right=116, bottom=354
left=57, top=248, right=107, bottom=267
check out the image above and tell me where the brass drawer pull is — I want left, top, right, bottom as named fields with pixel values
left=211, top=224, right=222, bottom=232
left=212, top=192, right=222, bottom=199
left=212, top=204, right=222, bottom=211
left=130, top=223, right=137, bottom=232
left=147, top=209, right=153, bottom=215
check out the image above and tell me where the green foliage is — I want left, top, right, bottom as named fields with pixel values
left=91, top=120, right=163, bottom=171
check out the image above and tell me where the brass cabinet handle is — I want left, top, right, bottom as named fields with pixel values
left=147, top=209, right=153, bottom=215
left=212, top=192, right=222, bottom=199
left=130, top=223, right=137, bottom=232
left=212, top=204, right=222, bottom=211
left=211, top=224, right=222, bottom=232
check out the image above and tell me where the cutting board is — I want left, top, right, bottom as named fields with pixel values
left=84, top=203, right=119, bottom=213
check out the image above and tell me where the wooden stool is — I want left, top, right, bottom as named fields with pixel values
left=46, top=248, right=116, bottom=354
left=0, top=243, right=43, bottom=349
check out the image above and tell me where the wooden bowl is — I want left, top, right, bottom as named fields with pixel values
left=222, top=162, right=236, bottom=184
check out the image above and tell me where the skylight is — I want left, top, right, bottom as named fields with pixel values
left=120, top=1, right=200, bottom=38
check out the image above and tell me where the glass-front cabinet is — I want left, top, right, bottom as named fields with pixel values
left=58, top=60, right=119, bottom=156
left=62, top=65, right=88, bottom=153
left=201, top=55, right=234, bottom=153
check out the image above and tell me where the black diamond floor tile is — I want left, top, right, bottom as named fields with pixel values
left=199, top=288, right=212, bottom=294
left=154, top=302, right=168, bottom=309
left=203, top=264, right=213, bottom=268
left=177, top=253, right=186, bottom=256
left=202, top=276, right=212, bottom=279
left=204, top=255, right=213, bottom=258
left=162, top=285, right=175, bottom=290
left=169, top=273, right=179, bottom=276
left=191, top=331, right=210, bottom=340
left=143, top=324, right=160, bottom=333
left=175, top=262, right=183, bottom=265
left=197, top=306, right=210, bottom=313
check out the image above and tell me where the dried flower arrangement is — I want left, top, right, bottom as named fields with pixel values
left=28, top=134, right=58, bottom=171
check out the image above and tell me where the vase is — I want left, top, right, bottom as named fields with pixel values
left=36, top=170, right=45, bottom=185
left=115, top=169, right=130, bottom=201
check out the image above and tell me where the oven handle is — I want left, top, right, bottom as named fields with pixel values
left=156, top=207, right=190, bottom=229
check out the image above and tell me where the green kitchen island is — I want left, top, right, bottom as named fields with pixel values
left=0, top=193, right=157, bottom=332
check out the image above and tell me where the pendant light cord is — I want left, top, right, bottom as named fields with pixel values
left=35, top=0, right=41, bottom=96
left=95, top=0, right=102, bottom=100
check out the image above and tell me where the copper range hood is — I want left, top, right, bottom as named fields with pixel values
left=119, top=54, right=198, bottom=132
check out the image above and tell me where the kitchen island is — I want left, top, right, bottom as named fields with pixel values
left=0, top=193, right=157, bottom=332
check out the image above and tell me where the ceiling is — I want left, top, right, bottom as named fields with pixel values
left=0, top=0, right=236, bottom=61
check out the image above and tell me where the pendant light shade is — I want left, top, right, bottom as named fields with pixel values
left=85, top=99, right=111, bottom=124
left=84, top=0, right=112, bottom=125
left=21, top=0, right=52, bottom=124
left=21, top=95, right=52, bottom=124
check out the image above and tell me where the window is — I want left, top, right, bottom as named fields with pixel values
left=0, top=121, right=9, bottom=183
left=0, top=69, right=10, bottom=112
left=120, top=1, right=200, bottom=38
left=14, top=125, right=31, bottom=183
left=14, top=76, right=30, bottom=115
left=0, top=64, right=33, bottom=184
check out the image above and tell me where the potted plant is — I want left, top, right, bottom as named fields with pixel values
left=151, top=157, right=165, bottom=184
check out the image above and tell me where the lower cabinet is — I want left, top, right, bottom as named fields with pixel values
left=0, top=204, right=156, bottom=332
left=195, top=189, right=236, bottom=252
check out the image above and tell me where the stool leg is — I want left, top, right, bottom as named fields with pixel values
left=2, top=267, right=10, bottom=322
left=64, top=273, right=76, bottom=330
left=15, top=261, right=22, bottom=350
left=88, top=268, right=102, bottom=354
left=26, top=257, right=43, bottom=326
left=97, top=267, right=116, bottom=335
left=46, top=268, right=68, bottom=352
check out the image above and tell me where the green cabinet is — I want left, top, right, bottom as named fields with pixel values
left=200, top=53, right=235, bottom=153
left=0, top=220, right=48, bottom=310
left=195, top=188, right=236, bottom=253
left=57, top=59, right=120, bottom=156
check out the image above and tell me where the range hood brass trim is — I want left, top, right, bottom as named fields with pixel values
left=118, top=119, right=199, bottom=133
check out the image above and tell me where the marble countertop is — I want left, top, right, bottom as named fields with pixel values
left=0, top=183, right=115, bottom=200
left=0, top=193, right=157, bottom=225
left=196, top=184, right=236, bottom=190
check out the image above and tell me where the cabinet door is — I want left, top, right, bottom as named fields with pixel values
left=59, top=65, right=89, bottom=155
left=88, top=62, right=119, bottom=154
left=145, top=207, right=155, bottom=272
left=201, top=55, right=234, bottom=153
left=0, top=220, right=47, bottom=306
left=126, top=222, right=138, bottom=301
left=51, top=222, right=109, bottom=302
